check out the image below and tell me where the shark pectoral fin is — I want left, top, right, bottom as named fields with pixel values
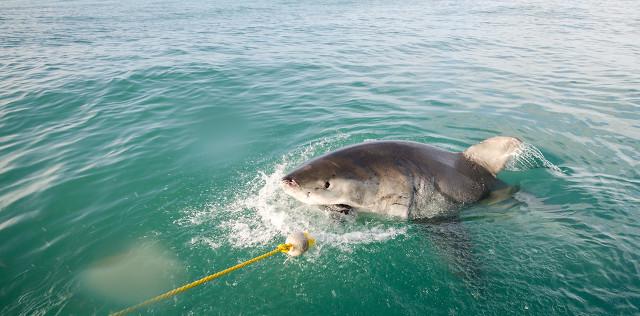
left=482, top=184, right=519, bottom=206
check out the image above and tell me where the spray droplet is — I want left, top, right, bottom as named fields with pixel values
left=506, top=143, right=563, bottom=174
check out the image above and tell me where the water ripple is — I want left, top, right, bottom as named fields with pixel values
left=1, top=0, right=639, bottom=314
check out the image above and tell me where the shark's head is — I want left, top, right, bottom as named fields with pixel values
left=281, top=153, right=377, bottom=211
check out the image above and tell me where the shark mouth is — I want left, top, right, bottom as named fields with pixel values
left=322, top=204, right=353, bottom=214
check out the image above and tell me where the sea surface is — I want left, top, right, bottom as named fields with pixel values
left=1, top=0, right=639, bottom=315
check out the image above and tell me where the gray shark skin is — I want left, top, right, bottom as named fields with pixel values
left=281, top=136, right=522, bottom=219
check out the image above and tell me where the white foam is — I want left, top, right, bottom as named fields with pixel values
left=180, top=136, right=406, bottom=253
left=189, top=236, right=221, bottom=250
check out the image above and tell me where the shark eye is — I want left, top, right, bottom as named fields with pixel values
left=324, top=181, right=330, bottom=189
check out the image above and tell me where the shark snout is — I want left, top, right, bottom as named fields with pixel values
left=281, top=176, right=299, bottom=188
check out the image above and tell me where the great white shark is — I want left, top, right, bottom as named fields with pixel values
left=281, top=136, right=522, bottom=219
left=280, top=136, right=525, bottom=282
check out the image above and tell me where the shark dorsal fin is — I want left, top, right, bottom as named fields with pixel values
left=463, top=136, right=522, bottom=175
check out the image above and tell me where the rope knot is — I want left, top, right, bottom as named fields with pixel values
left=277, top=243, right=292, bottom=253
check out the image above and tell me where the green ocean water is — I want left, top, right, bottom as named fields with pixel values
left=1, top=0, right=639, bottom=315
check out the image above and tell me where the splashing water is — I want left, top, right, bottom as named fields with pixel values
left=506, top=142, right=563, bottom=174
left=179, top=138, right=561, bottom=253
left=178, top=136, right=406, bottom=254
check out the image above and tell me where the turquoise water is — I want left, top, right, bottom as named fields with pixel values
left=1, top=0, right=639, bottom=314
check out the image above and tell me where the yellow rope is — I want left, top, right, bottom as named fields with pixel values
left=110, top=243, right=292, bottom=316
